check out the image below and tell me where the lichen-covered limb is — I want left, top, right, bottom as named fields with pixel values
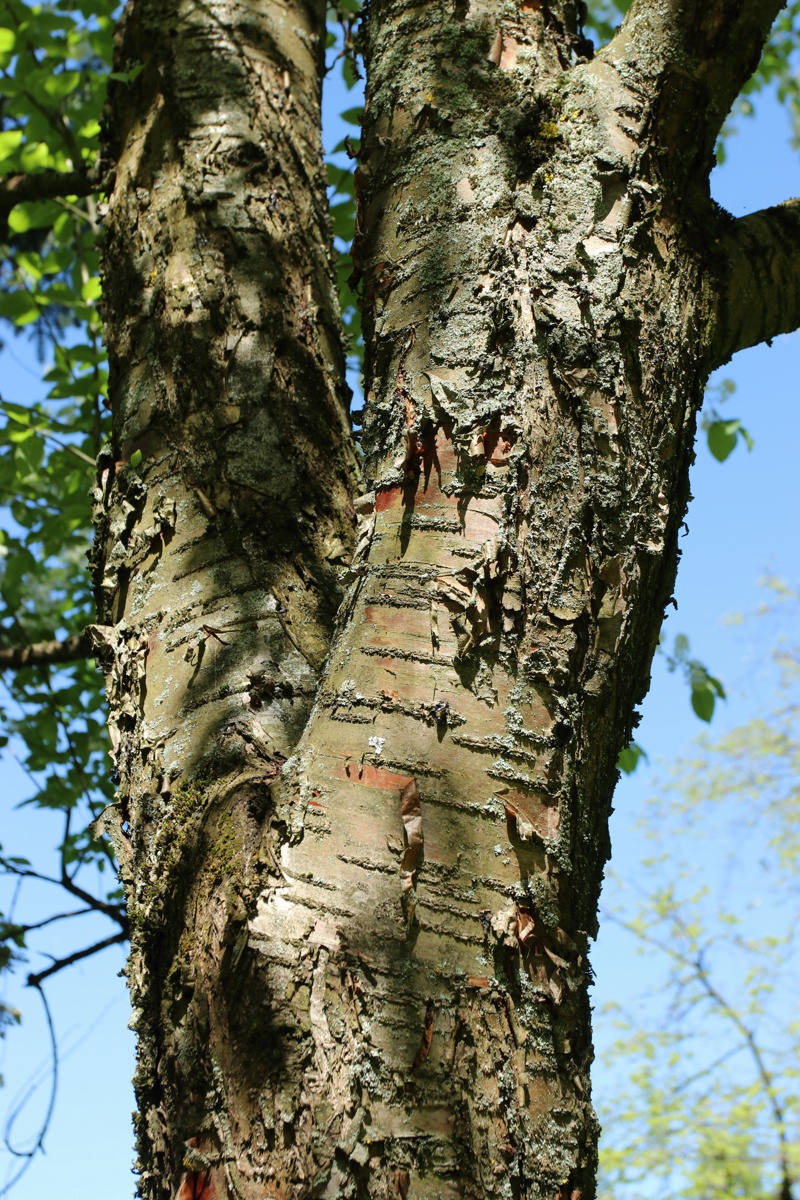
left=600, top=0, right=785, bottom=181
left=707, top=198, right=800, bottom=366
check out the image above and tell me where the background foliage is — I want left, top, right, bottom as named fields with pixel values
left=0, top=0, right=119, bottom=1045
left=598, top=586, right=800, bottom=1199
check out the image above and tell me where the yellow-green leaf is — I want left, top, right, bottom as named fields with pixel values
left=81, top=276, right=102, bottom=302
left=0, top=129, right=23, bottom=164
left=0, top=291, right=40, bottom=325
left=0, top=26, right=15, bottom=64
left=7, top=199, right=62, bottom=233
left=20, top=141, right=56, bottom=172
left=42, top=71, right=81, bottom=101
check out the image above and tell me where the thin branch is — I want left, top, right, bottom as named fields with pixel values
left=707, top=198, right=800, bottom=367
left=0, top=404, right=97, bottom=465
left=691, top=955, right=795, bottom=1198
left=53, top=875, right=127, bottom=931
left=0, top=631, right=93, bottom=670
left=670, top=1043, right=746, bottom=1095
left=61, top=805, right=73, bottom=885
left=30, top=426, right=96, bottom=465
left=0, top=860, right=127, bottom=930
left=26, top=931, right=127, bottom=988
left=0, top=985, right=57, bottom=1197
left=1, top=908, right=95, bottom=937
left=598, top=0, right=785, bottom=185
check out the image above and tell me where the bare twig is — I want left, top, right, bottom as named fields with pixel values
left=606, top=909, right=796, bottom=1198
left=0, top=985, right=58, bottom=1197
left=26, top=931, right=127, bottom=988
left=1, top=908, right=94, bottom=938
left=0, top=860, right=127, bottom=930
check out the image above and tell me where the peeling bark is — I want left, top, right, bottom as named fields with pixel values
left=96, top=0, right=800, bottom=1196
left=243, top=1, right=737, bottom=1195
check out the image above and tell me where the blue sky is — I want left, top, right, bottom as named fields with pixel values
left=0, top=37, right=798, bottom=1200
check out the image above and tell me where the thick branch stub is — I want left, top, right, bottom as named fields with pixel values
left=0, top=631, right=93, bottom=670
left=709, top=198, right=800, bottom=367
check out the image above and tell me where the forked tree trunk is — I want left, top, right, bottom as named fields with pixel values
left=97, top=0, right=799, bottom=1196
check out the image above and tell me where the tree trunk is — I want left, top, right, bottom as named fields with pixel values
left=96, top=0, right=798, bottom=1196
left=254, top=4, right=708, bottom=1196
left=95, top=0, right=359, bottom=1194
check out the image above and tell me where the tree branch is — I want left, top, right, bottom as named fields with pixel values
left=0, top=858, right=128, bottom=930
left=1, top=985, right=58, bottom=1197
left=1, top=908, right=95, bottom=938
left=708, top=198, right=800, bottom=367
left=0, top=165, right=107, bottom=212
left=0, top=631, right=93, bottom=670
left=600, top=0, right=784, bottom=185
left=26, top=931, right=127, bottom=988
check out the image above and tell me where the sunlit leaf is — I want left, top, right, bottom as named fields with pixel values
left=618, top=742, right=648, bottom=775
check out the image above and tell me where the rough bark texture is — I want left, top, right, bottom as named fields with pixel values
left=94, top=0, right=359, bottom=1194
left=245, top=2, right=783, bottom=1198
left=95, top=0, right=800, bottom=1197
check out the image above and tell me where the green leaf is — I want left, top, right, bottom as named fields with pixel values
left=332, top=136, right=360, bottom=156
left=81, top=276, right=102, bottom=302
left=340, top=106, right=363, bottom=126
left=0, top=26, right=16, bottom=66
left=76, top=119, right=101, bottom=143
left=52, top=210, right=75, bottom=243
left=691, top=681, right=716, bottom=722
left=129, top=448, right=142, bottom=468
left=0, top=129, right=24, bottom=164
left=7, top=425, right=36, bottom=443
left=707, top=419, right=741, bottom=461
left=618, top=742, right=648, bottom=775
left=42, top=70, right=81, bottom=100
left=330, top=198, right=355, bottom=241
left=7, top=199, right=63, bottom=233
left=0, top=291, right=41, bottom=326
left=16, top=251, right=44, bottom=281
left=109, top=62, right=144, bottom=84
left=673, top=633, right=690, bottom=658
left=20, top=141, right=57, bottom=172
left=343, top=55, right=359, bottom=90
